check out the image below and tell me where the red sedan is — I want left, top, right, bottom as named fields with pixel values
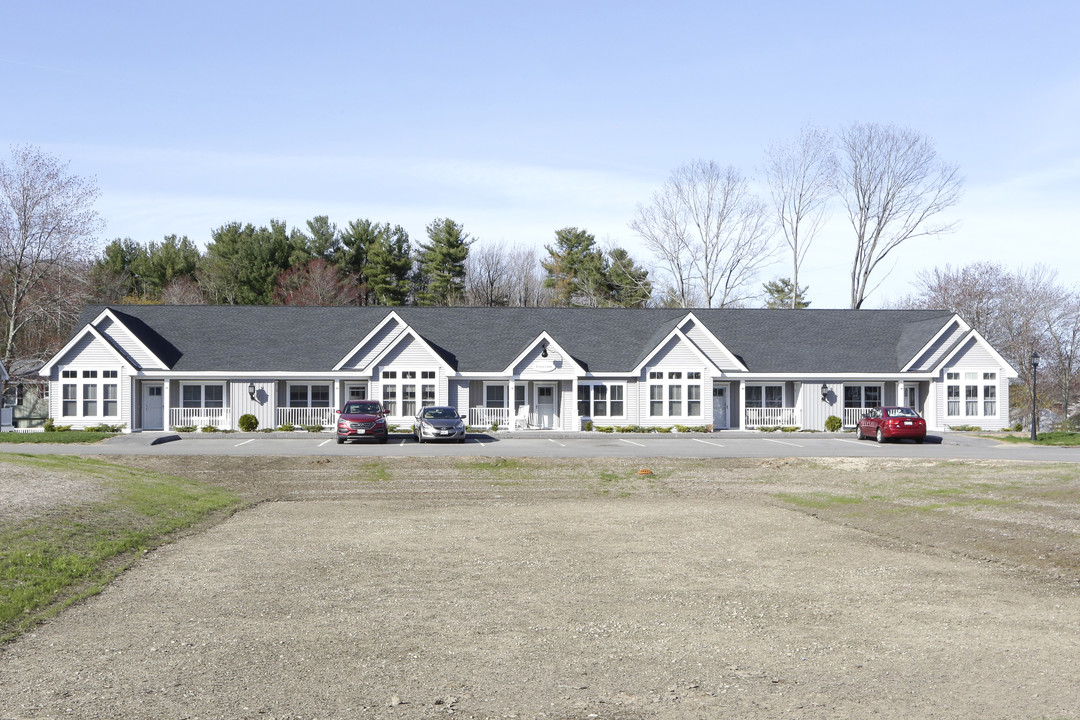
left=856, top=406, right=927, bottom=443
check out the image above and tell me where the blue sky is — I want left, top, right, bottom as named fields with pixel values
left=3, top=0, right=1077, bottom=308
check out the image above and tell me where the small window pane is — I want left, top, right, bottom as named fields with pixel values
left=402, top=384, right=416, bottom=416
left=577, top=385, right=591, bottom=416
left=62, top=384, right=77, bottom=416
left=649, top=385, right=663, bottom=416
left=204, top=385, right=224, bottom=409
left=311, top=385, right=330, bottom=408
left=290, top=385, right=308, bottom=407
left=183, top=385, right=201, bottom=408
left=687, top=385, right=701, bottom=416
left=83, top=384, right=98, bottom=416
left=609, top=386, right=624, bottom=416
left=103, top=384, right=118, bottom=416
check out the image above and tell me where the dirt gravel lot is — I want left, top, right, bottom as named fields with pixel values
left=2, top=454, right=1079, bottom=720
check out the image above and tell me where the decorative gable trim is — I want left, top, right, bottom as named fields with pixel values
left=92, top=308, right=169, bottom=370
left=677, top=312, right=748, bottom=372
left=504, top=332, right=586, bottom=376
left=901, top=314, right=969, bottom=372
left=365, top=325, right=454, bottom=374
left=333, top=311, right=407, bottom=371
left=632, top=323, right=729, bottom=375
left=38, top=324, right=136, bottom=375
left=934, top=327, right=1019, bottom=378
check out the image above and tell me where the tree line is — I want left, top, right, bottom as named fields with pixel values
left=2, top=141, right=1077, bottom=427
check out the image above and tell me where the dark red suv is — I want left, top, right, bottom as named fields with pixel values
left=336, top=400, right=389, bottom=444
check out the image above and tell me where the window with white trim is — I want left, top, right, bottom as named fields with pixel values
left=577, top=383, right=625, bottom=418
left=946, top=370, right=998, bottom=417
left=746, top=385, right=784, bottom=408
left=485, top=384, right=506, bottom=408
left=60, top=368, right=123, bottom=418
left=289, top=384, right=331, bottom=408
left=843, top=385, right=880, bottom=409
left=647, top=370, right=704, bottom=418
left=182, top=384, right=224, bottom=409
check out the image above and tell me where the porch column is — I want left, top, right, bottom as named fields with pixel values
left=162, top=380, right=172, bottom=430
left=508, top=378, right=517, bottom=430
left=738, top=381, right=746, bottom=430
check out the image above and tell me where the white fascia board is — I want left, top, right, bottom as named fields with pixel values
left=678, top=312, right=748, bottom=372
left=741, top=372, right=938, bottom=380
left=332, top=310, right=404, bottom=371
left=39, top=325, right=135, bottom=376
left=934, top=328, right=1020, bottom=379
left=900, top=314, right=969, bottom=372
left=364, top=326, right=455, bottom=374
left=502, top=332, right=586, bottom=376
left=136, top=371, right=356, bottom=379
left=631, top=327, right=722, bottom=375
left=93, top=308, right=169, bottom=370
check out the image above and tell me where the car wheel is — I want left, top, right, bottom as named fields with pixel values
left=876, top=427, right=885, bottom=443
left=856, top=425, right=865, bottom=440
left=458, top=437, right=466, bottom=444
left=378, top=437, right=387, bottom=444
left=416, top=434, right=423, bottom=444
left=916, top=437, right=924, bottom=444
left=336, top=437, right=344, bottom=445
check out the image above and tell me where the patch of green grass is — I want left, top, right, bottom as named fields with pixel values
left=993, top=432, right=1080, bottom=446
left=775, top=492, right=864, bottom=509
left=0, top=455, right=240, bottom=641
left=0, top=431, right=118, bottom=444
left=353, top=462, right=392, bottom=483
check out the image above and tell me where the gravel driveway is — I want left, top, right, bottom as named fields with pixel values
left=1, top=455, right=1078, bottom=719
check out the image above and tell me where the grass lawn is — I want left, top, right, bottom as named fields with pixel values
left=0, top=432, right=119, bottom=444
left=0, top=454, right=241, bottom=641
left=993, top=431, right=1080, bottom=446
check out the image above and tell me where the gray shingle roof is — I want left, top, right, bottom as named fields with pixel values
left=76, top=305, right=956, bottom=375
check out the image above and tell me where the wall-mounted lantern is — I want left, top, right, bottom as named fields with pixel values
left=820, top=383, right=829, bottom=402
left=541, top=342, right=548, bottom=358
left=248, top=382, right=257, bottom=400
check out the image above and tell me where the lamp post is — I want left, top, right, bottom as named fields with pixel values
left=1030, top=351, right=1040, bottom=442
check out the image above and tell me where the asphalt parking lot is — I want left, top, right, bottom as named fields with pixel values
left=20, top=430, right=1080, bottom=462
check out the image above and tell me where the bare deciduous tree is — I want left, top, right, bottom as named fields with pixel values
left=763, top=126, right=836, bottom=308
left=632, top=160, right=774, bottom=308
left=465, top=241, right=511, bottom=306
left=836, top=122, right=963, bottom=309
left=0, top=145, right=103, bottom=364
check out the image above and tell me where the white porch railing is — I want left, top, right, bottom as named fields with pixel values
left=843, top=407, right=876, bottom=427
left=169, top=408, right=231, bottom=430
left=744, top=407, right=801, bottom=428
left=469, top=407, right=510, bottom=428
left=276, top=407, right=337, bottom=429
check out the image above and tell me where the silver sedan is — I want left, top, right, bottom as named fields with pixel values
left=413, top=406, right=467, bottom=443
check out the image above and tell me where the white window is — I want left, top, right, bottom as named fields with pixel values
left=402, top=384, right=417, bottom=416
left=747, top=385, right=784, bottom=409
left=422, top=384, right=435, bottom=407
left=103, top=384, right=118, bottom=417
left=289, top=384, right=331, bottom=408
left=182, top=384, right=225, bottom=409
left=649, top=385, right=663, bottom=416
left=62, top=384, right=77, bottom=416
left=83, top=385, right=97, bottom=416
left=381, top=370, right=435, bottom=416
left=577, top=383, right=626, bottom=418
left=946, top=370, right=998, bottom=418
left=647, top=370, right=704, bottom=418
left=843, top=385, right=880, bottom=409
left=382, top=384, right=397, bottom=415
left=485, top=384, right=506, bottom=408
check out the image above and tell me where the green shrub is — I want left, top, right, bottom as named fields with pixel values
left=277, top=423, right=295, bottom=432
left=490, top=422, right=499, bottom=432
left=948, top=424, right=982, bottom=432
left=174, top=425, right=197, bottom=433
left=595, top=426, right=614, bottom=433
left=655, top=426, right=672, bottom=433
left=781, top=426, right=799, bottom=433
left=1011, top=421, right=1023, bottom=432
left=824, top=415, right=843, bottom=432
left=200, top=425, right=219, bottom=433
left=84, top=423, right=126, bottom=433
left=238, top=413, right=259, bottom=432
left=302, top=424, right=324, bottom=433
left=757, top=426, right=780, bottom=433
left=43, top=418, right=55, bottom=432
left=583, top=420, right=594, bottom=431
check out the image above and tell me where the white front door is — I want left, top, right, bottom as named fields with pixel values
left=142, top=384, right=164, bottom=430
left=712, top=385, right=729, bottom=430
left=536, top=384, right=556, bottom=429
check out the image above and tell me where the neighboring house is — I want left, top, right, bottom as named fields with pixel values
left=1, top=359, right=50, bottom=429
left=38, top=305, right=1018, bottom=434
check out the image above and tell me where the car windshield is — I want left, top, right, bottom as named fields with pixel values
left=421, top=407, right=458, bottom=420
left=345, top=402, right=381, bottom=414
left=886, top=407, right=919, bottom=418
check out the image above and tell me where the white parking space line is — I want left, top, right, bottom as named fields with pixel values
left=692, top=438, right=725, bottom=448
left=619, top=438, right=647, bottom=447
left=763, top=438, right=804, bottom=448
left=318, top=439, right=332, bottom=447
left=234, top=439, right=255, bottom=447
left=834, top=439, right=869, bottom=446
left=548, top=438, right=566, bottom=447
